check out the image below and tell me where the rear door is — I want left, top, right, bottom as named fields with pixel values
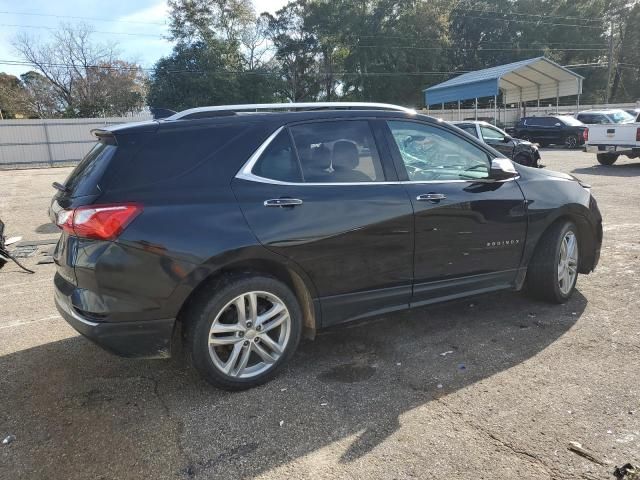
left=231, top=119, right=414, bottom=326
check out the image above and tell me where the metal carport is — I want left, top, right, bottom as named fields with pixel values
left=423, top=56, right=584, bottom=121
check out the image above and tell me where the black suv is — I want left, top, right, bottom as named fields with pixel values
left=511, top=115, right=587, bottom=148
left=50, top=103, right=602, bottom=390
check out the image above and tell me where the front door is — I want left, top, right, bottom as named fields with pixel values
left=382, top=119, right=527, bottom=306
left=232, top=120, right=414, bottom=326
left=479, top=124, right=515, bottom=158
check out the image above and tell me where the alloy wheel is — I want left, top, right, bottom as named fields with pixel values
left=208, top=291, right=291, bottom=378
left=557, top=231, right=578, bottom=295
left=565, top=135, right=578, bottom=148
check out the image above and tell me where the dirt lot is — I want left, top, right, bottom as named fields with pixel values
left=1, top=150, right=639, bottom=480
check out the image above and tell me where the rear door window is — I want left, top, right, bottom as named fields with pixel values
left=289, top=121, right=385, bottom=183
left=458, top=125, right=479, bottom=138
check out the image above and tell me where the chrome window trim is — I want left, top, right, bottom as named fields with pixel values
left=235, top=124, right=519, bottom=187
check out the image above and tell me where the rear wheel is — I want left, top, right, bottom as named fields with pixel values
left=188, top=275, right=302, bottom=390
left=526, top=221, right=579, bottom=303
left=565, top=135, right=579, bottom=149
left=596, top=153, right=618, bottom=165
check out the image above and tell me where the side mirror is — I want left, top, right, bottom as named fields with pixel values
left=490, top=158, right=519, bottom=180
left=555, top=123, right=562, bottom=127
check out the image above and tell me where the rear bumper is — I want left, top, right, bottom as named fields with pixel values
left=585, top=144, right=640, bottom=155
left=54, top=280, right=175, bottom=359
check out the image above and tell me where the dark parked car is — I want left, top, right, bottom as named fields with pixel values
left=50, top=102, right=602, bottom=390
left=511, top=115, right=587, bottom=148
left=452, top=120, right=541, bottom=167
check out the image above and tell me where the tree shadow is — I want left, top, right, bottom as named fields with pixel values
left=0, top=290, right=587, bottom=479
left=573, top=162, right=640, bottom=177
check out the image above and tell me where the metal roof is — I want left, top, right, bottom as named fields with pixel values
left=424, top=57, right=583, bottom=106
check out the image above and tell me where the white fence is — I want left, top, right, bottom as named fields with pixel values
left=0, top=113, right=152, bottom=169
left=420, top=102, right=639, bottom=126
left=0, top=103, right=638, bottom=169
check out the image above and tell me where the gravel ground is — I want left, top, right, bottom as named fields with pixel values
left=0, top=149, right=638, bottom=480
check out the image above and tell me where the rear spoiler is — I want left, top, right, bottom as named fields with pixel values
left=90, top=129, right=117, bottom=145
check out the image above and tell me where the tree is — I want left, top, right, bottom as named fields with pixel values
left=20, top=71, right=62, bottom=118
left=147, top=41, right=275, bottom=110
left=13, top=23, right=146, bottom=117
left=0, top=73, right=28, bottom=118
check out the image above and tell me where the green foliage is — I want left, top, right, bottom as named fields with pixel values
left=147, top=0, right=639, bottom=109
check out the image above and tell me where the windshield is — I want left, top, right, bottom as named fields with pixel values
left=607, top=111, right=635, bottom=123
left=557, top=116, right=584, bottom=126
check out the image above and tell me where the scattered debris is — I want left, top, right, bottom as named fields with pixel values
left=2, top=435, right=15, bottom=445
left=528, top=312, right=537, bottom=318
left=320, top=402, right=328, bottom=406
left=568, top=441, right=606, bottom=466
left=571, top=312, right=577, bottom=316
left=280, top=388, right=287, bottom=392
left=5, top=236, right=21, bottom=246
left=10, top=245, right=38, bottom=258
left=458, top=364, right=466, bottom=371
left=436, top=384, right=443, bottom=389
left=279, top=420, right=284, bottom=427
left=440, top=351, right=454, bottom=357
left=614, top=463, right=640, bottom=480
left=396, top=362, right=402, bottom=366
left=469, top=303, right=476, bottom=308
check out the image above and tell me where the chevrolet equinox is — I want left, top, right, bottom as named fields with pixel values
left=50, top=102, right=602, bottom=390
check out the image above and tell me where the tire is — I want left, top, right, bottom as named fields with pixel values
left=188, top=275, right=302, bottom=390
left=596, top=153, right=618, bottom=165
left=565, top=135, right=579, bottom=149
left=526, top=221, right=579, bottom=304
left=513, top=153, right=534, bottom=167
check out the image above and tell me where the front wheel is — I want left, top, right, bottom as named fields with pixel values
left=526, top=221, right=579, bottom=303
left=188, top=275, right=302, bottom=390
left=513, top=152, right=535, bottom=167
left=597, top=153, right=618, bottom=165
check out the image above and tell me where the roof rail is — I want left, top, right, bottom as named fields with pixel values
left=166, top=102, right=416, bottom=120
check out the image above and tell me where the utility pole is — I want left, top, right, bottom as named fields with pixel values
left=606, top=19, right=614, bottom=105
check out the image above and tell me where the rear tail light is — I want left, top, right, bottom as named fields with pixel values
left=636, top=127, right=640, bottom=142
left=56, top=203, right=142, bottom=240
left=583, top=128, right=589, bottom=142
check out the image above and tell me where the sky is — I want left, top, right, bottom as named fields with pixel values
left=0, top=0, right=288, bottom=77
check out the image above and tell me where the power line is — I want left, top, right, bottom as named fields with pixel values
left=0, top=23, right=166, bottom=38
left=0, top=10, right=167, bottom=26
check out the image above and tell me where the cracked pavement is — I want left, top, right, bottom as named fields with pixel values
left=1, top=149, right=639, bottom=479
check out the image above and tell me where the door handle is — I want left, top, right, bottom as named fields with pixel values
left=416, top=193, right=447, bottom=202
left=264, top=198, right=303, bottom=207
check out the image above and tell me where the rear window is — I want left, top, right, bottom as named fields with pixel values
left=105, top=125, right=245, bottom=191
left=63, top=141, right=117, bottom=198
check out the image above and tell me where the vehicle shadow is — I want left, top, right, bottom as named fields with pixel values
left=0, top=290, right=587, bottom=479
left=573, top=162, right=640, bottom=177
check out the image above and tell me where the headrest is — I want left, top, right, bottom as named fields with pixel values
left=332, top=141, right=359, bottom=170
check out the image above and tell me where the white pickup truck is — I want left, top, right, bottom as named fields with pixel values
left=584, top=122, right=640, bottom=165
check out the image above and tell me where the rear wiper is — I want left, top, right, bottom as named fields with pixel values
left=52, top=182, right=69, bottom=193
